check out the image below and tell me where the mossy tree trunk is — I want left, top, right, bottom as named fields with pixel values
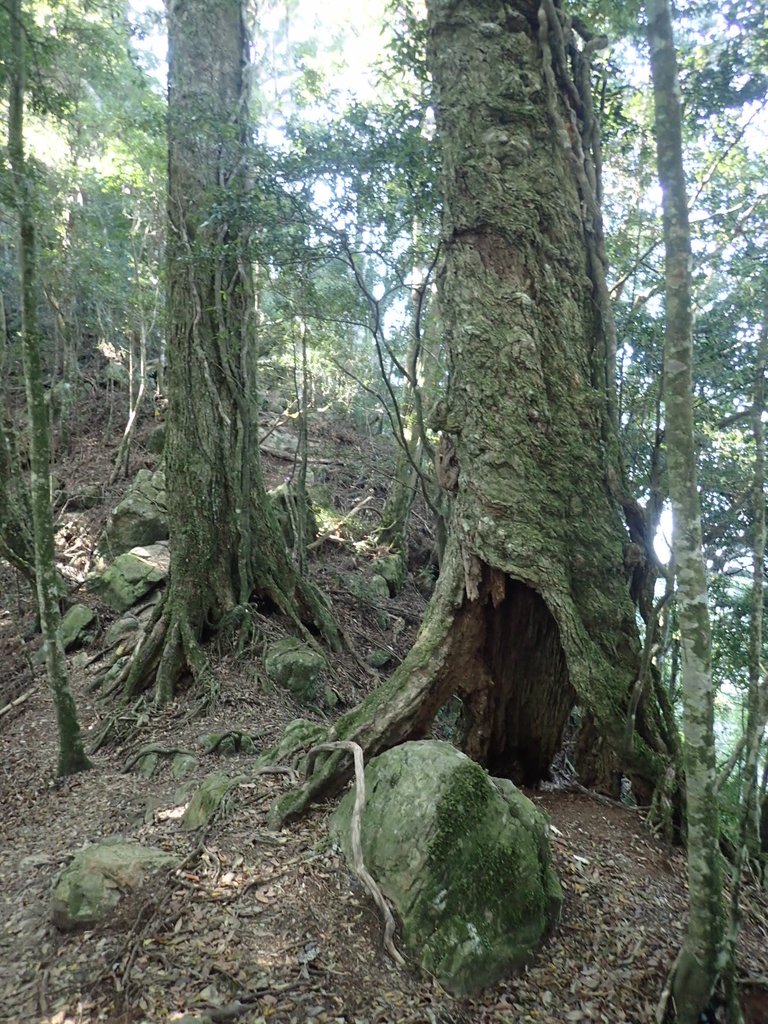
left=646, top=0, right=724, bottom=1018
left=123, top=0, right=339, bottom=703
left=271, top=0, right=673, bottom=827
left=0, top=313, right=36, bottom=582
left=8, top=0, right=91, bottom=776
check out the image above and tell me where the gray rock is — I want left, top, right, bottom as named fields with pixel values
left=105, top=613, right=141, bottom=646
left=99, top=468, right=167, bottom=558
left=60, top=604, right=96, bottom=650
left=264, top=637, right=326, bottom=703
left=91, top=542, right=170, bottom=611
left=51, top=840, right=177, bottom=931
left=331, top=740, right=561, bottom=994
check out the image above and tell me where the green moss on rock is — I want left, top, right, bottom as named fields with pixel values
left=264, top=637, right=327, bottom=703
left=330, top=740, right=561, bottom=994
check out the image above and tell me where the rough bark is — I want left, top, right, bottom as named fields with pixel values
left=121, top=0, right=339, bottom=703
left=270, top=0, right=671, bottom=827
left=8, top=0, right=91, bottom=776
left=646, top=0, right=724, bottom=1018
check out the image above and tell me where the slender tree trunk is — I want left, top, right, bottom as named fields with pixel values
left=119, top=0, right=338, bottom=705
left=0, top=289, right=35, bottom=581
left=7, top=0, right=91, bottom=776
left=645, top=0, right=723, bottom=1018
left=374, top=297, right=424, bottom=559
left=723, top=288, right=768, bottom=1022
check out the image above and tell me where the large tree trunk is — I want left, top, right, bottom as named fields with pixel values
left=8, top=0, right=91, bottom=776
left=270, top=0, right=671, bottom=827
left=122, top=0, right=339, bottom=703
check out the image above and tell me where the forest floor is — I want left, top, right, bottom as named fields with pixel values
left=1, top=383, right=767, bottom=1024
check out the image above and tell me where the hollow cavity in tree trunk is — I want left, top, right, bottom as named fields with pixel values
left=445, top=574, right=575, bottom=786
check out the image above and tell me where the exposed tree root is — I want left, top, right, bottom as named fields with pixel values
left=121, top=743, right=198, bottom=773
left=306, top=741, right=405, bottom=966
left=269, top=536, right=673, bottom=829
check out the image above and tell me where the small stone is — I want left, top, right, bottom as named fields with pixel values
left=371, top=554, right=406, bottom=596
left=137, top=752, right=159, bottom=778
left=367, top=649, right=392, bottom=669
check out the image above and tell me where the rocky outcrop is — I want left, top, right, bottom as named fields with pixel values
left=331, top=740, right=562, bottom=994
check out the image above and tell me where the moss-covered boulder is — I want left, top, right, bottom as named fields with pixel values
left=60, top=603, right=96, bottom=650
left=330, top=740, right=561, bottom=994
left=264, top=637, right=326, bottom=703
left=91, top=542, right=169, bottom=612
left=99, top=468, right=168, bottom=558
left=172, top=753, right=200, bottom=780
left=50, top=841, right=177, bottom=931
left=371, top=554, right=406, bottom=596
left=368, top=574, right=391, bottom=601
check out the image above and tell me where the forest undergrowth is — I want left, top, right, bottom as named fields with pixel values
left=1, top=387, right=767, bottom=1024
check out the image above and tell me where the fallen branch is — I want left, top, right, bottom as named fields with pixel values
left=260, top=444, right=337, bottom=465
left=571, top=780, right=649, bottom=812
left=305, top=740, right=405, bottom=966
left=307, top=495, right=373, bottom=551
left=0, top=688, right=34, bottom=719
